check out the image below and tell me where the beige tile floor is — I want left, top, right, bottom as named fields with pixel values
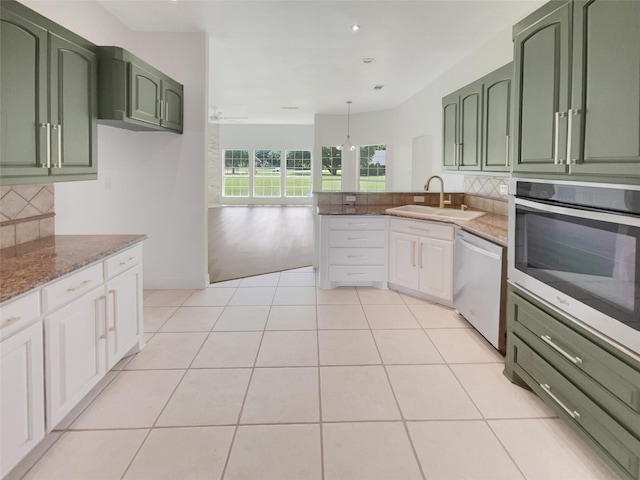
left=11, top=267, right=619, bottom=480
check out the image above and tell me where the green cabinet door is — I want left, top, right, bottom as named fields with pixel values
left=512, top=1, right=571, bottom=175
left=568, top=0, right=640, bottom=177
left=482, top=63, right=512, bottom=172
left=442, top=93, right=459, bottom=170
left=49, top=33, right=97, bottom=178
left=161, top=77, right=184, bottom=133
left=458, top=80, right=483, bottom=170
left=129, top=62, right=162, bottom=126
left=0, top=8, right=48, bottom=181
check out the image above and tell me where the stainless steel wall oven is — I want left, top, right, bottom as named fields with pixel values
left=508, top=179, right=640, bottom=355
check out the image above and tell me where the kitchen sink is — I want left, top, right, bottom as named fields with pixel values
left=385, top=205, right=486, bottom=222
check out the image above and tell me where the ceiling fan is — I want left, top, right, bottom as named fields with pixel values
left=208, top=107, right=248, bottom=123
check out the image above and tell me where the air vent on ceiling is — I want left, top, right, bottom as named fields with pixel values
left=373, top=85, right=385, bottom=90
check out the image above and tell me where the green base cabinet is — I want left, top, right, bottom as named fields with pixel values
left=97, top=47, right=184, bottom=134
left=512, top=0, right=640, bottom=184
left=0, top=0, right=97, bottom=186
left=442, top=62, right=513, bottom=173
left=505, top=284, right=640, bottom=480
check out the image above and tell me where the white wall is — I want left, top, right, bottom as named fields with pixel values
left=215, top=124, right=314, bottom=205
left=390, top=26, right=515, bottom=192
left=313, top=109, right=393, bottom=192
left=22, top=1, right=209, bottom=289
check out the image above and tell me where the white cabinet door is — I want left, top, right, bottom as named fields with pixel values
left=44, top=287, right=105, bottom=430
left=389, top=231, right=419, bottom=290
left=0, top=322, right=45, bottom=478
left=105, top=265, right=142, bottom=370
left=418, top=237, right=453, bottom=302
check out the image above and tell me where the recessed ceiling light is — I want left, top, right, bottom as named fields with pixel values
left=362, top=58, right=375, bottom=64
left=351, top=25, right=360, bottom=31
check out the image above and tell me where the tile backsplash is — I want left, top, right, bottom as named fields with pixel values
left=464, top=175, right=508, bottom=200
left=0, top=184, right=55, bottom=248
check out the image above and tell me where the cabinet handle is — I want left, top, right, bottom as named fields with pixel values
left=346, top=255, right=367, bottom=259
left=108, top=289, right=117, bottom=332
left=347, top=237, right=367, bottom=241
left=505, top=135, right=510, bottom=167
left=409, top=226, right=430, bottom=233
left=1, top=316, right=21, bottom=329
left=418, top=242, right=423, bottom=269
left=347, top=223, right=368, bottom=226
left=41, top=123, right=51, bottom=168
left=553, top=111, right=567, bottom=165
left=119, top=256, right=136, bottom=266
left=99, top=295, right=108, bottom=339
left=411, top=240, right=416, bottom=267
left=540, top=334, right=583, bottom=365
left=566, top=108, right=580, bottom=165
left=158, top=100, right=164, bottom=120
left=52, top=125, right=62, bottom=168
left=540, top=383, right=581, bottom=419
left=346, top=272, right=366, bottom=276
left=67, top=279, right=92, bottom=292
left=165, top=101, right=169, bottom=121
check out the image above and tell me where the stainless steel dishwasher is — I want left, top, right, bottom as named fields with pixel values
left=453, top=229, right=506, bottom=352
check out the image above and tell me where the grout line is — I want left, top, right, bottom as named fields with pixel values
left=315, top=301, right=325, bottom=480
left=119, top=428, right=153, bottom=480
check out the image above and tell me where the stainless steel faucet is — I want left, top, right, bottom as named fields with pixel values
left=423, top=175, right=451, bottom=209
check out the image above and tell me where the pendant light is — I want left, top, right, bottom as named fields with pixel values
left=336, top=101, right=356, bottom=151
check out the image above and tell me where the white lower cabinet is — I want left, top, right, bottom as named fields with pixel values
left=0, top=320, right=45, bottom=478
left=388, top=218, right=454, bottom=305
left=44, top=286, right=106, bottom=429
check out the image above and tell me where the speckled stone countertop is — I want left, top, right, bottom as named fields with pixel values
left=317, top=205, right=508, bottom=247
left=0, top=235, right=146, bottom=304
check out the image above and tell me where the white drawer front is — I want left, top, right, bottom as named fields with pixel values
left=329, top=230, right=386, bottom=248
left=105, top=244, right=142, bottom=280
left=329, top=248, right=386, bottom=266
left=329, top=265, right=386, bottom=282
left=0, top=291, right=40, bottom=339
left=389, top=217, right=454, bottom=241
left=329, top=216, right=386, bottom=231
left=42, top=263, right=104, bottom=313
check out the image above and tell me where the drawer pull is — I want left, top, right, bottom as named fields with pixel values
left=346, top=272, right=366, bottom=276
left=347, top=223, right=368, bottom=226
left=67, top=279, right=92, bottom=292
left=540, top=334, right=583, bottom=365
left=409, top=226, right=430, bottom=233
left=119, top=256, right=136, bottom=266
left=347, top=237, right=367, bottom=241
left=346, top=255, right=367, bottom=258
left=540, top=383, right=581, bottom=419
left=1, top=316, right=21, bottom=329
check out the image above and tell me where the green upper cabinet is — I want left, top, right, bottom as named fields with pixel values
left=442, top=79, right=483, bottom=171
left=98, top=47, right=184, bottom=134
left=512, top=0, right=640, bottom=182
left=482, top=63, right=512, bottom=172
left=0, top=1, right=97, bottom=185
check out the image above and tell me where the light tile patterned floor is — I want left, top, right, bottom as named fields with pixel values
left=12, top=267, right=619, bottom=480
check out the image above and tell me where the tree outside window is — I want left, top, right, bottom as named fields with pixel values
left=321, top=146, right=342, bottom=191
left=285, top=150, right=312, bottom=197
left=223, top=150, right=250, bottom=197
left=359, top=145, right=386, bottom=192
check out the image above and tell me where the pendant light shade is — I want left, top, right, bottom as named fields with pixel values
left=336, top=101, right=356, bottom=151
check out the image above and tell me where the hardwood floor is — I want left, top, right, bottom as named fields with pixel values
left=208, top=206, right=314, bottom=283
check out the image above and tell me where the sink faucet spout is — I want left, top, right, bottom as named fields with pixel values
left=423, top=175, right=451, bottom=209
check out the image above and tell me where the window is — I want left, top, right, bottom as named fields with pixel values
left=285, top=150, right=312, bottom=197
left=359, top=145, right=386, bottom=192
left=254, top=150, right=281, bottom=197
left=321, top=146, right=342, bottom=191
left=223, top=150, right=249, bottom=197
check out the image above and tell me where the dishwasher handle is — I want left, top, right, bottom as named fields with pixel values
left=457, top=237, right=501, bottom=261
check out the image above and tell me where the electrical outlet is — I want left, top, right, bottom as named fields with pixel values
left=499, top=184, right=508, bottom=195
left=413, top=196, right=425, bottom=203
left=345, top=195, right=356, bottom=202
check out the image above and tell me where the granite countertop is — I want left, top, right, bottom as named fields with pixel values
left=317, top=205, right=508, bottom=247
left=0, top=235, right=146, bottom=304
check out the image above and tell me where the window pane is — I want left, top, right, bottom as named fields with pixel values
left=254, top=150, right=282, bottom=197
left=359, top=145, right=386, bottom=192
left=285, top=150, right=312, bottom=197
left=223, top=150, right=249, bottom=197
left=321, top=146, right=342, bottom=191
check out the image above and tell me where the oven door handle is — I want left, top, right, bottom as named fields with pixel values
left=515, top=198, right=640, bottom=228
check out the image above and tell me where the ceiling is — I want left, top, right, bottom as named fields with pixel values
left=97, top=0, right=544, bottom=125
